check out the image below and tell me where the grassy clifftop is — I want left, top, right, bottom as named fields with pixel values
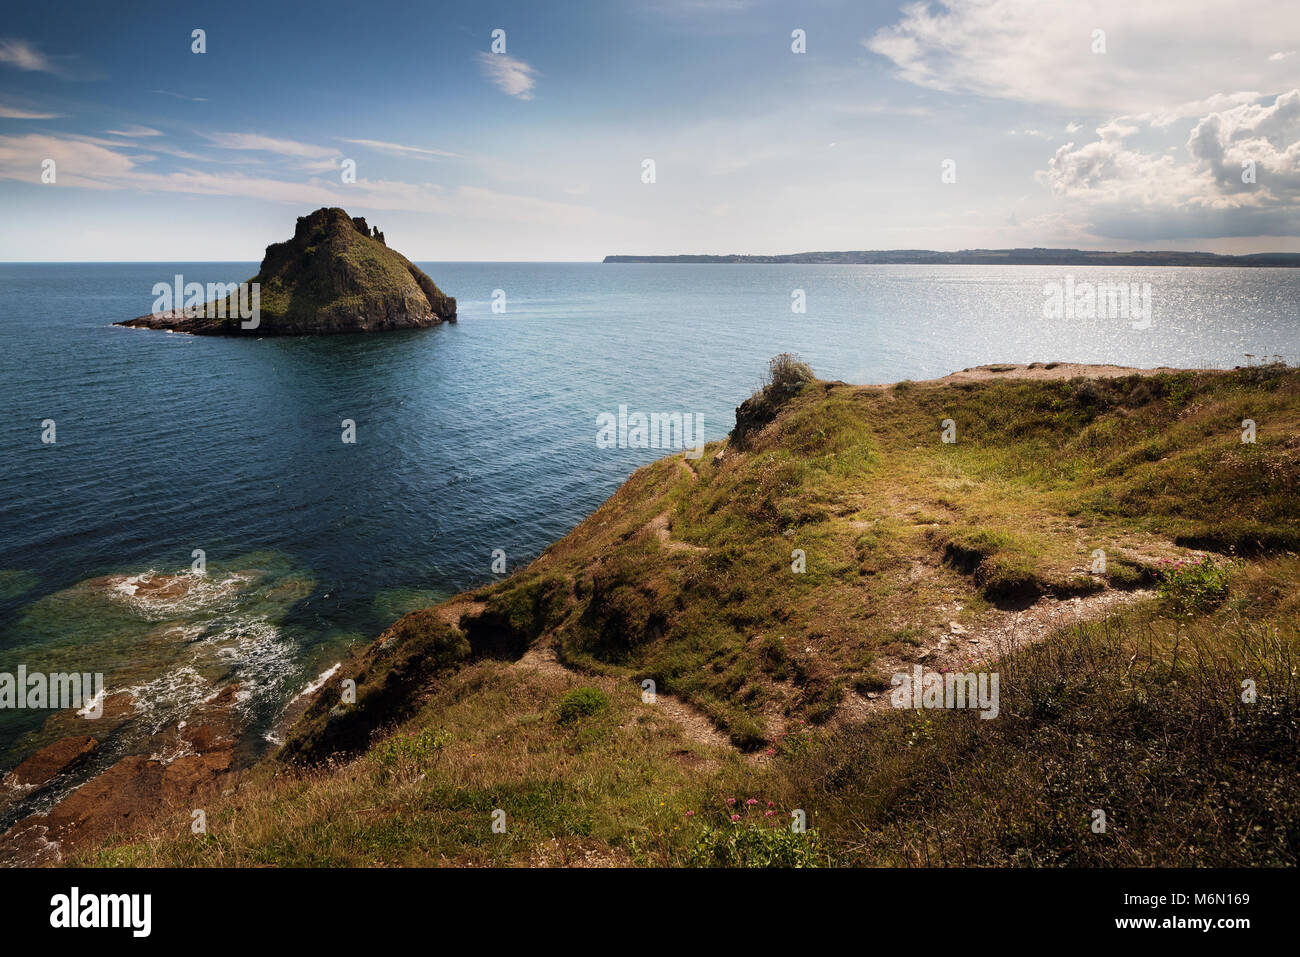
left=77, top=362, right=1300, bottom=866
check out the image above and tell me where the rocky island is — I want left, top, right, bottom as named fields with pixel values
left=117, top=207, right=456, bottom=335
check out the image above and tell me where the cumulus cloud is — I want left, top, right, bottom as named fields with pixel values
left=1035, top=90, right=1300, bottom=237
left=476, top=51, right=538, bottom=100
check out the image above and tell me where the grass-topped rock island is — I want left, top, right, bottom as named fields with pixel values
left=117, top=207, right=456, bottom=335
left=11, top=359, right=1298, bottom=867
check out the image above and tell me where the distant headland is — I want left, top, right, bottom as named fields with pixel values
left=117, top=207, right=456, bottom=335
left=603, top=248, right=1300, bottom=267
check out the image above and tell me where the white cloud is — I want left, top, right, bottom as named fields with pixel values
left=1269, top=50, right=1296, bottom=61
left=341, top=138, right=457, bottom=159
left=476, top=51, right=538, bottom=100
left=864, top=0, right=1300, bottom=114
left=0, top=37, right=61, bottom=74
left=152, top=89, right=209, bottom=103
left=105, top=125, right=163, bottom=138
left=0, top=132, right=606, bottom=229
left=0, top=101, right=61, bottom=119
left=1140, top=91, right=1265, bottom=128
left=1034, top=89, right=1300, bottom=237
left=203, top=132, right=336, bottom=159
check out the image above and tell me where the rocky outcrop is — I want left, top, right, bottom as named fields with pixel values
left=117, top=207, right=455, bottom=335
left=2, top=736, right=97, bottom=790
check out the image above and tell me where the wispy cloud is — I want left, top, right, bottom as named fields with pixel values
left=342, top=138, right=457, bottom=159
left=1270, top=50, right=1296, bottom=61
left=0, top=37, right=63, bottom=75
left=476, top=51, right=538, bottom=100
left=0, top=132, right=604, bottom=229
left=864, top=0, right=1297, bottom=115
left=152, top=89, right=209, bottom=103
left=201, top=132, right=341, bottom=171
left=0, top=101, right=61, bottom=120
left=105, top=125, right=163, bottom=138
left=203, top=132, right=335, bottom=158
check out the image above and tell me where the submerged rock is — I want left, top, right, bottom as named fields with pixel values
left=3, top=735, right=98, bottom=790
left=117, top=207, right=456, bottom=335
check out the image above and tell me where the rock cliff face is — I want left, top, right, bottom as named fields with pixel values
left=117, top=207, right=456, bottom=335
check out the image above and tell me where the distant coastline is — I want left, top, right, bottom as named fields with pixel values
left=603, top=249, right=1300, bottom=267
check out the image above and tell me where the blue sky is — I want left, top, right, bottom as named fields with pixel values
left=1, top=0, right=1298, bottom=260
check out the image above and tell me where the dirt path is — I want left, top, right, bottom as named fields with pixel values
left=434, top=600, right=487, bottom=629
left=864, top=361, right=1201, bottom=390
left=837, top=585, right=1155, bottom=722
left=647, top=511, right=708, bottom=553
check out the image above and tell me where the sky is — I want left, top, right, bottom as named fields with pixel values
left=1, top=0, right=1298, bottom=260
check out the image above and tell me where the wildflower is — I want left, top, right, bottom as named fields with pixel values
left=764, top=810, right=775, bottom=818
left=767, top=801, right=774, bottom=808
left=746, top=798, right=759, bottom=806
left=730, top=814, right=741, bottom=822
left=685, top=810, right=695, bottom=817
left=726, top=797, right=736, bottom=805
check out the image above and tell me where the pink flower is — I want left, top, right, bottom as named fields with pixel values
left=767, top=801, right=775, bottom=808
left=764, top=747, right=776, bottom=756
left=764, top=810, right=775, bottom=817
left=746, top=798, right=759, bottom=806
left=685, top=810, right=695, bottom=817
left=726, top=797, right=736, bottom=805
left=730, top=814, right=741, bottom=822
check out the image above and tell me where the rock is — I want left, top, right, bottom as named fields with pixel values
left=949, top=621, right=968, bottom=634
left=116, top=207, right=455, bottom=336
left=3, top=735, right=98, bottom=789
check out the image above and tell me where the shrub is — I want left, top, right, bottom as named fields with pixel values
left=765, top=353, right=815, bottom=401
left=1157, top=554, right=1232, bottom=614
left=556, top=686, right=609, bottom=724
left=732, top=354, right=815, bottom=447
left=682, top=797, right=826, bottom=867
left=375, top=726, right=451, bottom=776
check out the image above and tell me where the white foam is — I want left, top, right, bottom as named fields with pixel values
left=295, top=662, right=341, bottom=701
left=106, top=569, right=254, bottom=619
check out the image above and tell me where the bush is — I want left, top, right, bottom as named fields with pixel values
left=1157, top=554, right=1232, bottom=614
left=732, top=354, right=816, bottom=447
left=556, top=686, right=609, bottom=724
left=682, top=797, right=826, bottom=867
left=765, top=353, right=815, bottom=401
left=375, top=726, right=451, bottom=776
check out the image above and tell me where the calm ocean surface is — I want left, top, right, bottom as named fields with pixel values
left=1, top=262, right=1297, bottom=778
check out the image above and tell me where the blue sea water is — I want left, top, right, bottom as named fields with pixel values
left=0, top=261, right=1297, bottom=780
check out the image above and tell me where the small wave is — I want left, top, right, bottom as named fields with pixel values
left=295, top=662, right=341, bottom=701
